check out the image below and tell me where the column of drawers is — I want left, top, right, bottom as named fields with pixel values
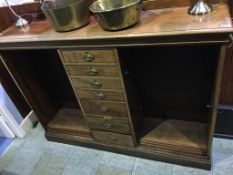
left=59, top=49, right=135, bottom=147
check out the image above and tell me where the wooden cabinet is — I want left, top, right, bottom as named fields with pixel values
left=0, top=3, right=232, bottom=170
left=215, top=0, right=233, bottom=138
left=60, top=49, right=136, bottom=147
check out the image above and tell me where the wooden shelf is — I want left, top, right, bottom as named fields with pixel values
left=0, top=4, right=232, bottom=49
left=47, top=108, right=91, bottom=138
left=140, top=118, right=208, bottom=156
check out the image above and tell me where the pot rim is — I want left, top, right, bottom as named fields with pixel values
left=41, top=0, right=85, bottom=10
left=89, top=0, right=141, bottom=13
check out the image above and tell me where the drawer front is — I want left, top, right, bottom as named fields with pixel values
left=77, top=90, right=125, bottom=102
left=66, top=65, right=119, bottom=77
left=61, top=50, right=116, bottom=63
left=72, top=77, right=122, bottom=90
left=92, top=130, right=134, bottom=147
left=81, top=100, right=128, bottom=117
left=86, top=116, right=131, bottom=134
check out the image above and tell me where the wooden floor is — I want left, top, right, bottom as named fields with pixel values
left=47, top=108, right=91, bottom=138
left=140, top=118, right=208, bottom=156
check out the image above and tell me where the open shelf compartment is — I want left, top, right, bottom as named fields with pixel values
left=47, top=108, right=90, bottom=138
left=119, top=45, right=220, bottom=157
left=140, top=117, right=208, bottom=156
left=0, top=49, right=92, bottom=139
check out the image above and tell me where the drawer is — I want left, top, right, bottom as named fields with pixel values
left=77, top=90, right=125, bottom=102
left=92, top=130, right=134, bottom=147
left=72, top=77, right=122, bottom=90
left=66, top=65, right=119, bottom=77
left=81, top=100, right=128, bottom=117
left=86, top=116, right=131, bottom=134
left=61, top=50, right=116, bottom=63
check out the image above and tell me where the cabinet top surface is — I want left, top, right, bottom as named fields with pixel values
left=0, top=4, right=232, bottom=47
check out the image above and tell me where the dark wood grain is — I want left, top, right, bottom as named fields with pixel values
left=0, top=58, right=31, bottom=117
left=66, top=65, right=119, bottom=77
left=86, top=115, right=131, bottom=134
left=81, top=100, right=128, bottom=117
left=77, top=90, right=125, bottom=102
left=220, top=46, right=233, bottom=104
left=0, top=2, right=231, bottom=169
left=47, top=108, right=91, bottom=137
left=92, top=130, right=134, bottom=147
left=0, top=50, right=61, bottom=129
left=61, top=50, right=117, bottom=63
left=0, top=4, right=232, bottom=50
left=0, top=1, right=44, bottom=32
left=140, top=118, right=208, bottom=156
left=228, top=0, right=233, bottom=16
left=71, top=77, right=122, bottom=90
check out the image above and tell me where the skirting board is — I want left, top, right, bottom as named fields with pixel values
left=20, top=111, right=38, bottom=137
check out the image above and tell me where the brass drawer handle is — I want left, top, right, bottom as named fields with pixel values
left=90, top=81, right=102, bottom=89
left=87, top=67, right=98, bottom=76
left=100, top=106, right=108, bottom=113
left=96, top=92, right=105, bottom=100
left=83, top=53, right=94, bottom=62
left=104, top=122, right=112, bottom=129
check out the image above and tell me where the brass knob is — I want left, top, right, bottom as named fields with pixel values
left=100, top=106, right=108, bottom=113
left=87, top=67, right=98, bottom=76
left=104, top=122, right=112, bottom=129
left=96, top=92, right=105, bottom=100
left=83, top=53, right=94, bottom=62
left=90, top=81, right=102, bottom=89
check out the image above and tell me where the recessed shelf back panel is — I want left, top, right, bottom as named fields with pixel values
left=25, top=50, right=79, bottom=109
left=119, top=45, right=219, bottom=122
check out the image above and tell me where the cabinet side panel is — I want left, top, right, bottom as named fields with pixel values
left=0, top=52, right=58, bottom=129
left=208, top=46, right=227, bottom=157
left=0, top=58, right=31, bottom=117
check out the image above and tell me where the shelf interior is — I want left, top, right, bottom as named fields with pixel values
left=47, top=108, right=91, bottom=138
left=140, top=117, right=208, bottom=156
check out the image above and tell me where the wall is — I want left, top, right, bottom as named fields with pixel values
left=142, top=0, right=227, bottom=10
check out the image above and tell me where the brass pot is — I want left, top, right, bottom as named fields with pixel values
left=89, top=0, right=142, bottom=31
left=41, top=0, right=90, bottom=32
